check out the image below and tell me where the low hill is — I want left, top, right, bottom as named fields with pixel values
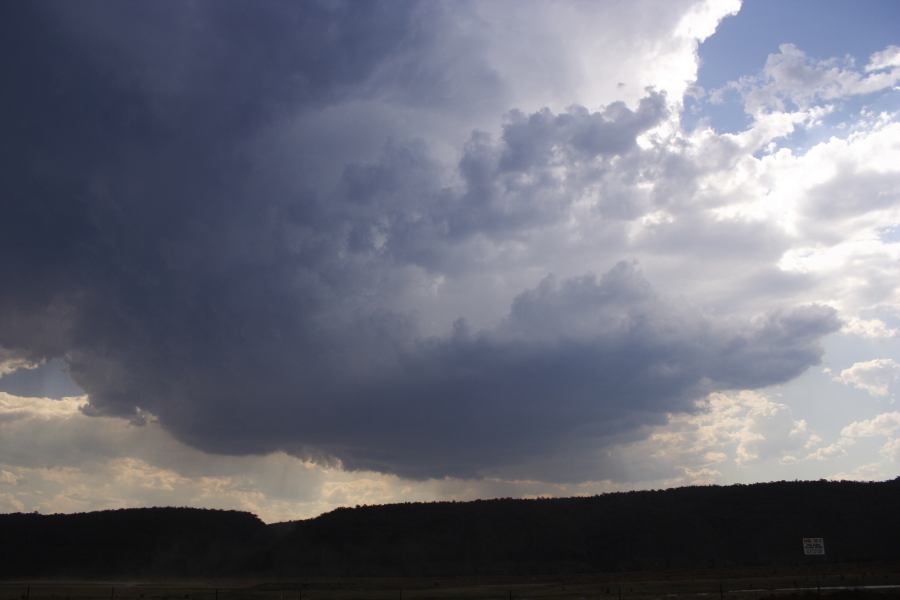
left=2, top=479, right=899, bottom=578
left=0, top=507, right=266, bottom=577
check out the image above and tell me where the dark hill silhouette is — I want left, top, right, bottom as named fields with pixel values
left=0, top=507, right=266, bottom=577
left=2, top=479, right=899, bottom=578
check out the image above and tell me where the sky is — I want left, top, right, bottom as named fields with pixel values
left=1, top=0, right=899, bottom=522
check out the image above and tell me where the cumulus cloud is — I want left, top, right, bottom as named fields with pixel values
left=3, top=0, right=895, bottom=500
left=42, top=253, right=838, bottom=482
left=828, top=462, right=887, bottom=482
left=614, top=390, right=822, bottom=483
left=725, top=43, right=900, bottom=115
left=0, top=352, right=36, bottom=378
left=881, top=437, right=900, bottom=462
left=832, top=358, right=900, bottom=398
left=840, top=411, right=900, bottom=438
left=866, top=46, right=900, bottom=73
left=306, top=264, right=837, bottom=479
left=842, top=317, right=899, bottom=339
left=808, top=411, right=900, bottom=464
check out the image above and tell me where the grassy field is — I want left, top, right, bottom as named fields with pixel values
left=3, top=564, right=900, bottom=600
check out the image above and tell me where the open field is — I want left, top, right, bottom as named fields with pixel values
left=4, top=564, right=900, bottom=600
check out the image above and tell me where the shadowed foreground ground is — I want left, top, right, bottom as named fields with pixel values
left=3, top=565, right=900, bottom=600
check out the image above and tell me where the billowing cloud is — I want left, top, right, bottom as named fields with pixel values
left=840, top=411, right=900, bottom=439
left=1, top=0, right=896, bottom=504
left=304, top=264, right=836, bottom=479
left=611, top=390, right=823, bottom=483
left=866, top=46, right=900, bottom=73
left=809, top=411, right=900, bottom=471
left=832, top=358, right=900, bottom=398
left=0, top=352, right=36, bottom=378
left=0, top=387, right=831, bottom=521
left=842, top=317, right=898, bottom=339
left=722, top=43, right=900, bottom=115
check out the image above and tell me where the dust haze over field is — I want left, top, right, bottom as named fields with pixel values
left=2, top=0, right=900, bottom=519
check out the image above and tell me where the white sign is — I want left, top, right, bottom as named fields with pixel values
left=803, top=537, right=825, bottom=555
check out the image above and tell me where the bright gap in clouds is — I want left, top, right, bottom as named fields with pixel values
left=696, top=0, right=900, bottom=90
left=688, top=0, right=900, bottom=134
left=0, top=0, right=899, bottom=520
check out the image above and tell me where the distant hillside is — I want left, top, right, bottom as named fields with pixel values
left=0, top=507, right=266, bottom=578
left=2, top=479, right=899, bottom=578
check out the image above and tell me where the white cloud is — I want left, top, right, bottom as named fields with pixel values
left=809, top=411, right=900, bottom=466
left=0, top=492, right=25, bottom=513
left=842, top=317, right=899, bottom=339
left=615, top=391, right=821, bottom=481
left=0, top=351, right=38, bottom=378
left=829, top=462, right=886, bottom=481
left=0, top=469, right=19, bottom=485
left=866, top=46, right=900, bottom=72
left=880, top=437, right=900, bottom=461
left=833, top=359, right=900, bottom=398
left=840, top=411, right=900, bottom=438
left=0, top=392, right=86, bottom=420
left=733, top=43, right=900, bottom=116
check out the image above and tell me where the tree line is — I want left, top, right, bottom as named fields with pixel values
left=2, top=478, right=899, bottom=578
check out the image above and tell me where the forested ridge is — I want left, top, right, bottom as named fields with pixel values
left=2, top=479, right=898, bottom=578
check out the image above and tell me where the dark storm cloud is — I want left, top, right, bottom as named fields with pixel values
left=449, top=94, right=669, bottom=237
left=1, top=1, right=840, bottom=479
left=498, top=96, right=668, bottom=171
left=317, top=263, right=839, bottom=479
